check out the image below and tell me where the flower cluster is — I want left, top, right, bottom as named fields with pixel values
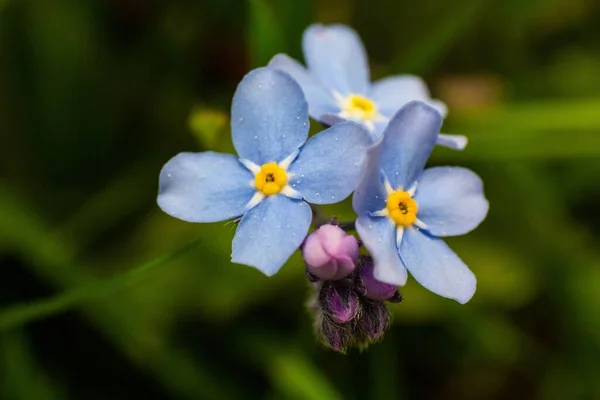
left=157, top=24, right=489, bottom=352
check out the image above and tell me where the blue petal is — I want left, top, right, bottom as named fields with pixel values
left=356, top=215, right=407, bottom=285
left=379, top=101, right=442, bottom=190
left=231, top=195, right=312, bottom=276
left=371, top=121, right=388, bottom=142
left=268, top=54, right=339, bottom=120
left=158, top=152, right=254, bottom=223
left=231, top=67, right=309, bottom=165
left=321, top=113, right=381, bottom=144
left=437, top=134, right=468, bottom=150
left=352, top=142, right=387, bottom=215
left=288, top=121, right=371, bottom=204
left=303, top=24, right=370, bottom=95
left=414, top=167, right=489, bottom=237
left=429, top=100, right=448, bottom=118
left=399, top=227, right=476, bottom=304
left=370, top=75, right=447, bottom=116
left=319, top=113, right=346, bottom=128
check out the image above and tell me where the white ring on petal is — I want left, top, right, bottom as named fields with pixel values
left=244, top=192, right=265, bottom=211
left=239, top=158, right=261, bottom=174
left=383, top=175, right=395, bottom=194
left=278, top=149, right=300, bottom=170
left=414, top=218, right=428, bottom=231
left=371, top=208, right=389, bottom=218
left=396, top=226, right=405, bottom=248
left=280, top=185, right=302, bottom=199
left=407, top=181, right=418, bottom=197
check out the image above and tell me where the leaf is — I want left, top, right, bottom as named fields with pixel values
left=247, top=0, right=284, bottom=67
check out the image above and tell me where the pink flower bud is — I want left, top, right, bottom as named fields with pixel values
left=358, top=256, right=398, bottom=301
left=302, top=224, right=359, bottom=281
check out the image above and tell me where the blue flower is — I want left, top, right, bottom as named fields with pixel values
left=352, top=101, right=488, bottom=303
left=268, top=23, right=466, bottom=149
left=158, top=67, right=371, bottom=276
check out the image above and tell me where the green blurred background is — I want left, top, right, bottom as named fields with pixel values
left=1, top=0, right=600, bottom=399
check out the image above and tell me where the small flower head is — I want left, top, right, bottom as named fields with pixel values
left=315, top=312, right=354, bottom=353
left=354, top=299, right=390, bottom=344
left=157, top=67, right=371, bottom=276
left=302, top=224, right=359, bottom=281
left=353, top=101, right=489, bottom=304
left=319, top=282, right=360, bottom=324
left=268, top=24, right=467, bottom=149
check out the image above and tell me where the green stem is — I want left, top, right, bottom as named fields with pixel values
left=0, top=239, right=199, bottom=331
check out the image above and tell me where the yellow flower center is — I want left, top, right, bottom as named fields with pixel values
left=254, top=162, right=288, bottom=195
left=386, top=190, right=418, bottom=227
left=342, top=94, right=378, bottom=120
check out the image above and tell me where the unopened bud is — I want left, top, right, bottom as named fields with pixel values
left=316, top=313, right=353, bottom=353
left=302, top=224, right=359, bottom=281
left=355, top=299, right=390, bottom=343
left=357, top=256, right=398, bottom=301
left=319, top=282, right=360, bottom=324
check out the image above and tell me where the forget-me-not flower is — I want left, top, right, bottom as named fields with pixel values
left=268, top=23, right=466, bottom=149
left=353, top=101, right=488, bottom=303
left=158, top=67, right=371, bottom=276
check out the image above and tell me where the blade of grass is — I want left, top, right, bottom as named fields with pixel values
left=0, top=187, right=240, bottom=399
left=0, top=239, right=199, bottom=330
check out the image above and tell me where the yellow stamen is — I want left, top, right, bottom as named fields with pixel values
left=341, top=94, right=378, bottom=120
left=254, top=163, right=288, bottom=195
left=386, top=190, right=418, bottom=227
